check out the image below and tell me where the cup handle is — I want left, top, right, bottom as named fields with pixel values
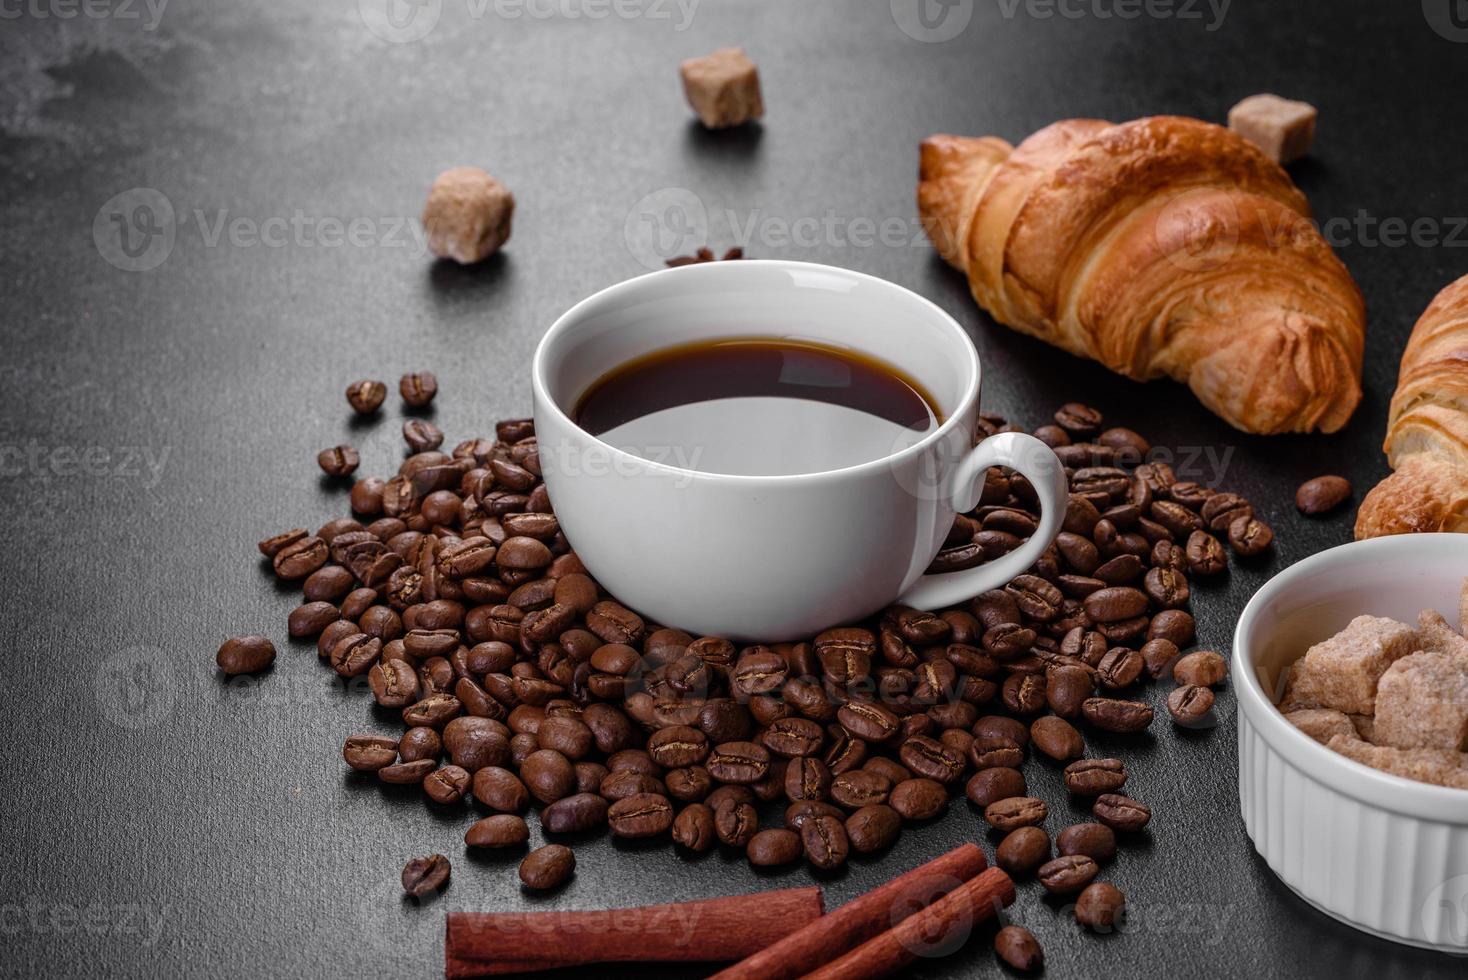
left=897, top=431, right=1068, bottom=611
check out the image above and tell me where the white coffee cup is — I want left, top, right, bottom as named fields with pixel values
left=532, top=260, right=1067, bottom=640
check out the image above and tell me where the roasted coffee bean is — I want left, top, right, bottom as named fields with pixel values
left=399, top=726, right=442, bottom=763
left=541, top=793, right=609, bottom=834
left=330, top=633, right=381, bottom=677
left=747, top=828, right=803, bottom=866
left=1141, top=638, right=1180, bottom=679
left=888, top=778, right=946, bottom=820
left=1054, top=402, right=1102, bottom=435
left=1006, top=575, right=1061, bottom=621
left=801, top=814, right=849, bottom=870
left=1200, top=491, right=1251, bottom=533
left=495, top=536, right=553, bottom=572
left=1057, top=822, right=1117, bottom=863
left=1081, top=586, right=1147, bottom=623
left=836, top=701, right=900, bottom=742
left=830, top=770, right=891, bottom=809
left=537, top=716, right=594, bottom=759
left=779, top=757, right=829, bottom=802
left=965, top=767, right=1025, bottom=808
left=996, top=826, right=1050, bottom=876
left=1093, top=793, right=1151, bottom=832
left=343, top=734, right=398, bottom=771
left=982, top=623, right=1036, bottom=659
left=1002, top=673, right=1047, bottom=715
left=1228, top=515, right=1274, bottom=556
left=1076, top=881, right=1126, bottom=930
left=707, top=741, right=771, bottom=784
left=814, top=628, right=876, bottom=683
left=897, top=735, right=965, bottom=783
left=379, top=758, right=436, bottom=784
left=1030, top=716, right=1084, bottom=761
left=472, top=767, right=528, bottom=812
left=402, top=419, right=444, bottom=453
left=607, top=793, right=674, bottom=838
left=318, top=445, right=361, bottom=478
left=1096, top=648, right=1144, bottom=690
left=599, top=771, right=661, bottom=802
left=1149, top=500, right=1203, bottom=539
left=713, top=800, right=758, bottom=847
left=404, top=628, right=460, bottom=658
left=994, top=925, right=1044, bottom=972
left=984, top=796, right=1047, bottom=831
left=401, top=853, right=451, bottom=898
left=358, top=605, right=403, bottom=641
left=339, top=588, right=376, bottom=620
left=346, top=379, right=387, bottom=414
left=400, top=371, right=438, bottom=407
left=273, top=535, right=328, bottom=579
left=1033, top=424, right=1071, bottom=448
left=403, top=692, right=461, bottom=728
left=732, top=647, right=788, bottom=696
left=1296, top=475, right=1351, bottom=515
left=216, top=635, right=276, bottom=675
left=444, top=717, right=509, bottom=771
left=521, top=749, right=576, bottom=804
left=1093, top=554, right=1144, bottom=585
left=1167, top=684, right=1215, bottom=725
left=424, top=764, right=470, bottom=804
left=1184, top=530, right=1227, bottom=575
left=369, top=659, right=420, bottom=708
left=665, top=766, right=712, bottom=802
left=1143, top=566, right=1190, bottom=609
left=967, top=736, right=1023, bottom=771
left=1063, top=758, right=1127, bottom=795
left=845, top=804, right=901, bottom=853
left=1056, top=532, right=1101, bottom=575
left=586, top=600, right=644, bottom=645
left=465, top=814, right=528, bottom=848
left=1045, top=665, right=1094, bottom=719
left=647, top=726, right=710, bottom=768
left=1148, top=609, right=1196, bottom=647
left=973, top=715, right=1029, bottom=746
left=1173, top=650, right=1228, bottom=687
left=1037, top=854, right=1099, bottom=895
left=672, top=803, right=716, bottom=851
left=519, top=844, right=575, bottom=890
left=1081, top=698, right=1153, bottom=733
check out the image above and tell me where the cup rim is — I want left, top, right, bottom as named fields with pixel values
left=1232, top=533, right=1468, bottom=821
left=531, top=259, right=981, bottom=484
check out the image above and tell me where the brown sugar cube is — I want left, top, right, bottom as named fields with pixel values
left=1418, top=608, right=1468, bottom=666
left=1374, top=650, right=1468, bottom=752
left=422, top=166, right=514, bottom=264
left=1228, top=94, right=1317, bottom=164
left=680, top=47, right=764, bottom=129
left=1326, top=734, right=1468, bottom=790
left=1283, top=708, right=1356, bottom=744
left=1282, top=615, right=1418, bottom=715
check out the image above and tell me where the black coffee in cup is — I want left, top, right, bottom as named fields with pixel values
left=572, top=338, right=942, bottom=476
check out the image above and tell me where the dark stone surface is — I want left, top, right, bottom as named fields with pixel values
left=1, top=1, right=1464, bottom=976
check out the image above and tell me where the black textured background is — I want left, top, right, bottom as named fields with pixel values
left=2, top=1, right=1465, bottom=977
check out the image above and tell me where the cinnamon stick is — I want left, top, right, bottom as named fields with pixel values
left=800, top=866, right=1016, bottom=980
left=709, top=843, right=988, bottom=980
left=444, top=885, right=824, bottom=977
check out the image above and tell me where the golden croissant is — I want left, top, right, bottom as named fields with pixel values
left=917, top=116, right=1366, bottom=434
left=1355, top=274, right=1468, bottom=537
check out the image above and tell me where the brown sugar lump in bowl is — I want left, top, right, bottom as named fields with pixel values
left=422, top=166, right=514, bottom=264
left=680, top=47, right=763, bottom=129
left=1228, top=94, right=1317, bottom=164
left=1373, top=650, right=1468, bottom=752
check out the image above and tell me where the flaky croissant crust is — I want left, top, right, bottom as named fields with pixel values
left=918, top=116, right=1365, bottom=435
left=1355, top=274, right=1468, bottom=537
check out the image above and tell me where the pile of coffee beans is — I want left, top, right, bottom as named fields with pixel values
left=238, top=389, right=1256, bottom=968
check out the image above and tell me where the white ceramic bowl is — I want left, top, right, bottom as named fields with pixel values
left=1234, top=533, right=1468, bottom=952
